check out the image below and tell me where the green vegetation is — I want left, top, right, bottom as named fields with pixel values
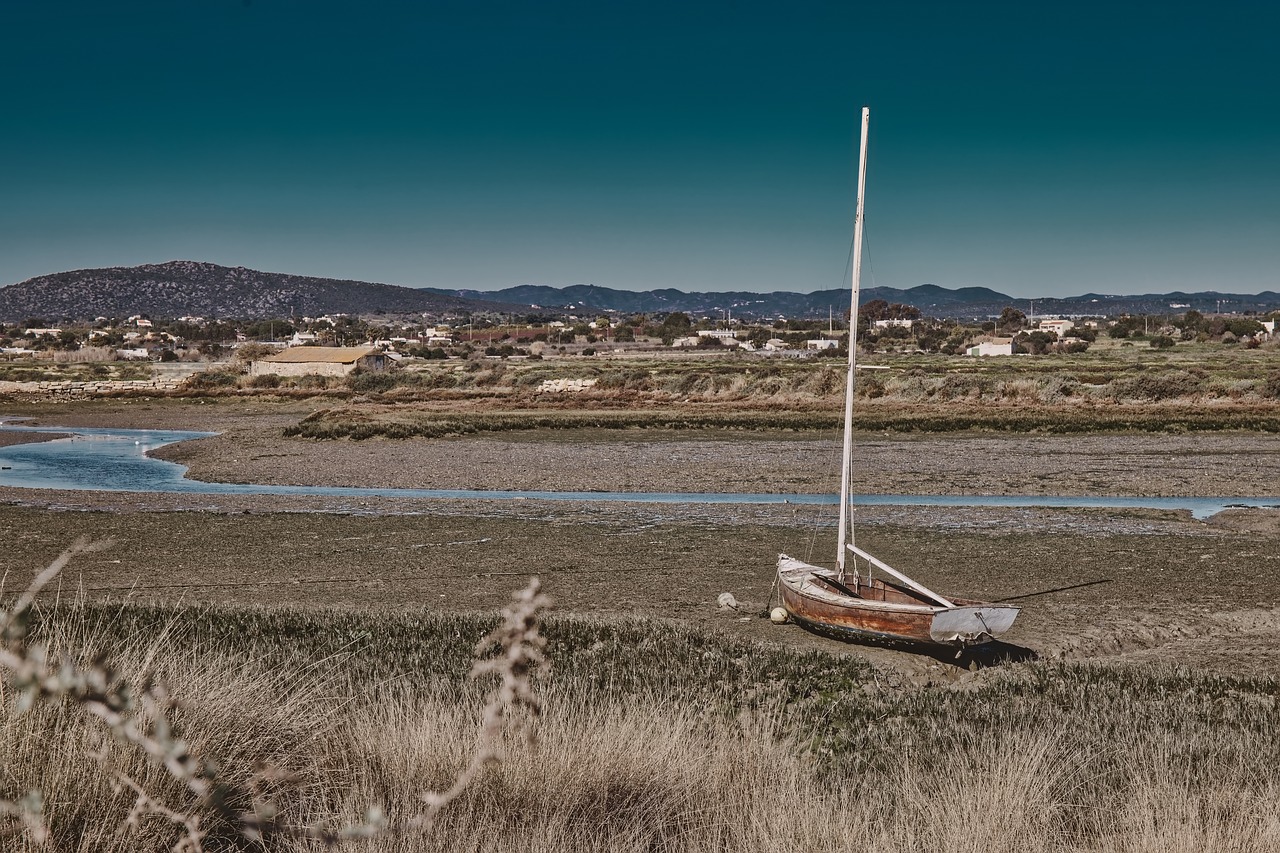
left=0, top=361, right=151, bottom=383
left=8, top=598, right=1280, bottom=850
left=285, top=402, right=1280, bottom=439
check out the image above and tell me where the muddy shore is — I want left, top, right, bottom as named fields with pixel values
left=3, top=398, right=1280, bottom=680
left=7, top=397, right=1280, bottom=497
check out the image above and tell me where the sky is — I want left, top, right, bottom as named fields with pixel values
left=1, top=0, right=1277, bottom=299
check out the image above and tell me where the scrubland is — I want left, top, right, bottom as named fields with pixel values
left=6, top=597, right=1280, bottom=852
left=234, top=343, right=1280, bottom=438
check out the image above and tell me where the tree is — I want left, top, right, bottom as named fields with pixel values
left=997, top=307, right=1026, bottom=333
left=659, top=312, right=692, bottom=345
left=860, top=299, right=890, bottom=322
left=1179, top=310, right=1205, bottom=332
left=1014, top=330, right=1056, bottom=354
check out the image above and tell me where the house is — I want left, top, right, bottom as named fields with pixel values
left=806, top=339, right=839, bottom=350
left=873, top=318, right=914, bottom=329
left=1038, top=319, right=1074, bottom=337
left=696, top=330, right=737, bottom=341
left=670, top=336, right=702, bottom=348
left=966, top=341, right=1014, bottom=356
left=250, top=346, right=387, bottom=377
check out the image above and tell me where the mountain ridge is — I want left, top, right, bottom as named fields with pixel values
left=2, top=261, right=1278, bottom=322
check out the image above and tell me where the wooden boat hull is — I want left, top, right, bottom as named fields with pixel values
left=777, top=555, right=1019, bottom=648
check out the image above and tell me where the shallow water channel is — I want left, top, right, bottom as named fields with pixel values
left=0, top=424, right=1274, bottom=520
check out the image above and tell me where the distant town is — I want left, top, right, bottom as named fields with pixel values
left=3, top=300, right=1277, bottom=374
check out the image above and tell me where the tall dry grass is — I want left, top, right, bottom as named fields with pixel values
left=4, top=596, right=1280, bottom=851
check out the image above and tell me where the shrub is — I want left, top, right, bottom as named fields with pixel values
left=1262, top=373, right=1280, bottom=399
left=1109, top=371, right=1204, bottom=402
left=184, top=370, right=240, bottom=390
left=347, top=371, right=398, bottom=394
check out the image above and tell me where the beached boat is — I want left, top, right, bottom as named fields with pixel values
left=775, top=107, right=1019, bottom=649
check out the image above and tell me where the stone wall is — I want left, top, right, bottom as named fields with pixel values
left=0, top=379, right=187, bottom=399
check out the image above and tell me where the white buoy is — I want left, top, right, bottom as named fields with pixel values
left=770, top=607, right=789, bottom=624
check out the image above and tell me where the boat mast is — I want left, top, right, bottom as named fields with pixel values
left=836, top=106, right=869, bottom=583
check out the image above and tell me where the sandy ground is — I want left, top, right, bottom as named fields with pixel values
left=3, top=398, right=1280, bottom=681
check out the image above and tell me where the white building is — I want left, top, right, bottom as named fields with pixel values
left=966, top=341, right=1014, bottom=357
left=806, top=339, right=839, bottom=350
left=873, top=318, right=914, bottom=329
left=1038, top=319, right=1074, bottom=337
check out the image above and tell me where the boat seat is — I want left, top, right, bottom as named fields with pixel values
left=810, top=574, right=862, bottom=598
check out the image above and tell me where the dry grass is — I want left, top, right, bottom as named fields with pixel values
left=4, top=595, right=1280, bottom=851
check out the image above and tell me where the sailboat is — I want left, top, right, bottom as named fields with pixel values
left=775, top=107, right=1019, bottom=648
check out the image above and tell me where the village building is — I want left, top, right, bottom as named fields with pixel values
left=966, top=341, right=1015, bottom=356
left=250, top=346, right=387, bottom=378
left=1037, top=319, right=1074, bottom=336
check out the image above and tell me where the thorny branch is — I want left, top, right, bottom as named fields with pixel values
left=0, top=540, right=550, bottom=849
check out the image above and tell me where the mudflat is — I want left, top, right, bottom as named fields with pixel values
left=2, top=397, right=1279, bottom=680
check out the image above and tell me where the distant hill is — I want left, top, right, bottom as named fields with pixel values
left=3, top=261, right=1278, bottom=322
left=433, top=283, right=1021, bottom=318
left=0, top=261, right=510, bottom=322
left=438, top=281, right=1280, bottom=319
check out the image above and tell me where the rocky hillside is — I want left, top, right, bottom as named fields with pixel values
left=0, top=261, right=506, bottom=321
left=5, top=261, right=1278, bottom=322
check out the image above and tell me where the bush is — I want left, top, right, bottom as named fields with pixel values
left=347, top=371, right=398, bottom=393
left=249, top=373, right=281, bottom=389
left=185, top=370, right=240, bottom=390
left=1262, top=373, right=1280, bottom=400
left=1109, top=371, right=1204, bottom=402
left=1149, top=336, right=1175, bottom=349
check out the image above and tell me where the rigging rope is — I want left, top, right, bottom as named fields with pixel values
left=800, top=219, right=860, bottom=566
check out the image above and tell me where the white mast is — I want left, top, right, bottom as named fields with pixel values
left=836, top=106, right=869, bottom=583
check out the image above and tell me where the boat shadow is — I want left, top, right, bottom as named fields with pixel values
left=949, top=640, right=1038, bottom=669
left=854, top=635, right=1038, bottom=669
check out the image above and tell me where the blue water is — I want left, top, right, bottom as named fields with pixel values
left=0, top=423, right=1274, bottom=519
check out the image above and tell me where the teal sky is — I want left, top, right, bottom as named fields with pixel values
left=2, top=0, right=1276, bottom=298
